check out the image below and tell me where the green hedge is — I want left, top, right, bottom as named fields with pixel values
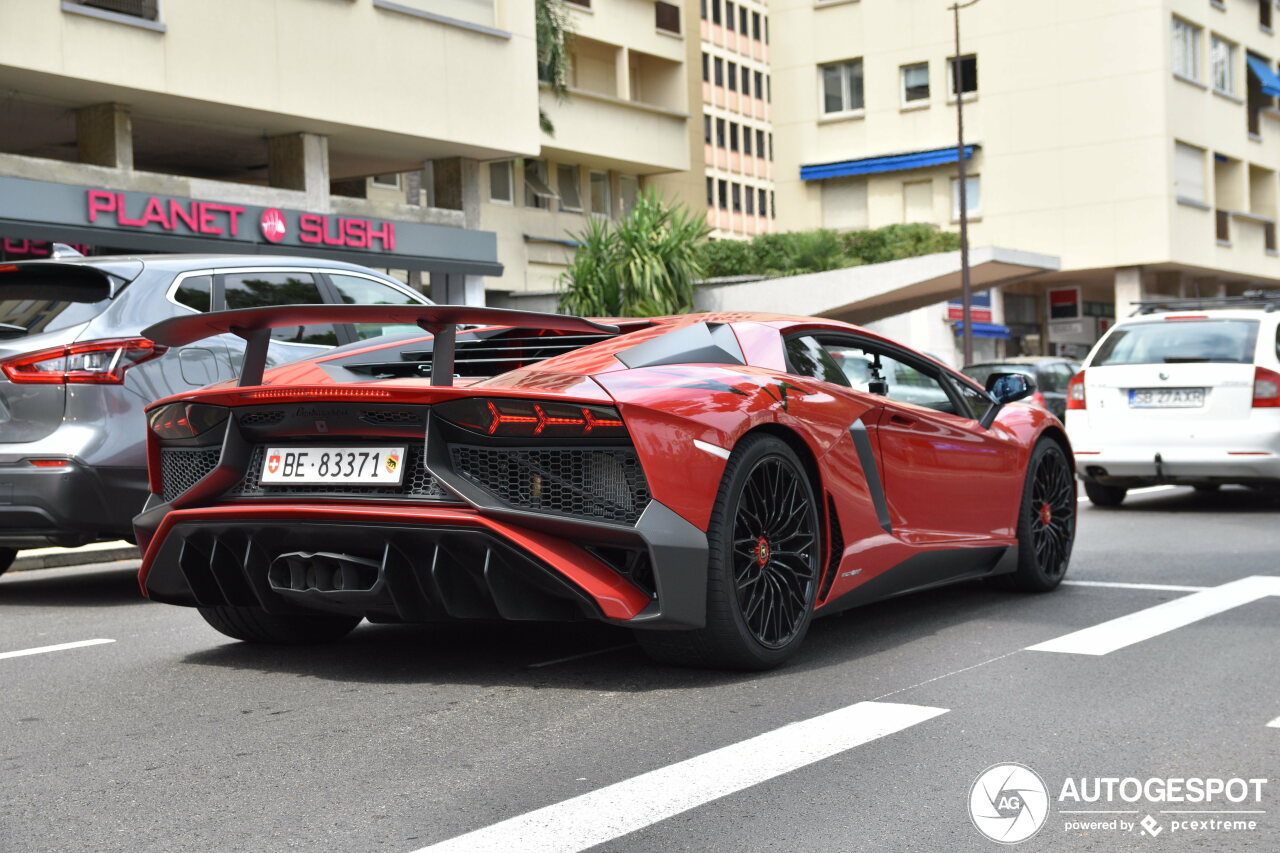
left=696, top=224, right=961, bottom=279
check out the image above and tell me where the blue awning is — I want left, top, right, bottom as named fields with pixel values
left=801, top=145, right=978, bottom=181
left=951, top=321, right=1011, bottom=340
left=1246, top=55, right=1280, bottom=97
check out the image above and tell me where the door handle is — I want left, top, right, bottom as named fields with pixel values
left=889, top=413, right=917, bottom=427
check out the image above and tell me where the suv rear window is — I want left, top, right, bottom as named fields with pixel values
left=1093, top=320, right=1259, bottom=366
left=0, top=280, right=112, bottom=338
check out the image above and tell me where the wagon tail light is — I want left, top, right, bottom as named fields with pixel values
left=1253, top=366, right=1280, bottom=408
left=148, top=402, right=229, bottom=440
left=0, top=337, right=166, bottom=384
left=435, top=397, right=627, bottom=438
left=1066, top=370, right=1087, bottom=410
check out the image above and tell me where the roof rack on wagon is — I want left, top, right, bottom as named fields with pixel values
left=1131, top=290, right=1280, bottom=315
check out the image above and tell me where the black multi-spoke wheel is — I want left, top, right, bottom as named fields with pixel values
left=730, top=456, right=819, bottom=649
left=997, top=439, right=1076, bottom=592
left=635, top=434, right=821, bottom=670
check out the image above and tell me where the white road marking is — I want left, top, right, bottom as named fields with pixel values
left=1267, top=716, right=1280, bottom=729
left=1028, top=576, right=1280, bottom=656
left=409, top=701, right=948, bottom=853
left=0, top=638, right=115, bottom=660
left=1063, top=580, right=1208, bottom=593
left=526, top=644, right=636, bottom=669
left=1076, top=484, right=1179, bottom=503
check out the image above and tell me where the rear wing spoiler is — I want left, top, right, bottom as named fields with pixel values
left=142, top=304, right=620, bottom=388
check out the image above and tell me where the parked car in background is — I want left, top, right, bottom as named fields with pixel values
left=1065, top=295, right=1280, bottom=506
left=962, top=358, right=1081, bottom=419
left=0, top=254, right=430, bottom=575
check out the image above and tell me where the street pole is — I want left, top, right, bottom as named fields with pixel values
left=951, top=0, right=979, bottom=367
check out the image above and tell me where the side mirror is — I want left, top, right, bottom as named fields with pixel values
left=979, top=372, right=1035, bottom=428
left=986, top=371, right=1035, bottom=404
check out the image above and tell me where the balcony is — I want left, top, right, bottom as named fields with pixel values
left=539, top=87, right=689, bottom=174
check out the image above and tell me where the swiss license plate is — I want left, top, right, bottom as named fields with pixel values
left=259, top=446, right=407, bottom=485
left=1128, top=388, right=1206, bottom=408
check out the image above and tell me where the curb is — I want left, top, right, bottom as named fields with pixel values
left=13, top=543, right=141, bottom=572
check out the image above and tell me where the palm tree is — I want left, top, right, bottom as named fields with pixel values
left=559, top=190, right=711, bottom=317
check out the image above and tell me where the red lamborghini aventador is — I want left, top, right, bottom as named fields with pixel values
left=134, top=305, right=1076, bottom=669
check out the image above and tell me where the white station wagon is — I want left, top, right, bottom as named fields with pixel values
left=1065, top=295, right=1280, bottom=506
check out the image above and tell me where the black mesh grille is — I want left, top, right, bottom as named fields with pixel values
left=227, top=445, right=450, bottom=501
left=360, top=410, right=425, bottom=426
left=161, top=447, right=221, bottom=502
left=238, top=410, right=285, bottom=427
left=450, top=446, right=650, bottom=525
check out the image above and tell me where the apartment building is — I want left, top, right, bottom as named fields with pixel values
left=769, top=0, right=1280, bottom=360
left=0, top=0, right=548, bottom=284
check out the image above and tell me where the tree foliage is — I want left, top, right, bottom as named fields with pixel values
left=695, top=224, right=961, bottom=278
left=535, top=0, right=573, bottom=136
left=558, top=190, right=712, bottom=317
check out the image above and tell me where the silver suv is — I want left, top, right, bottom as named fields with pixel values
left=0, top=254, right=431, bottom=573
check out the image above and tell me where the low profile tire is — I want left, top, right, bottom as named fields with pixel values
left=996, top=439, right=1076, bottom=592
left=197, top=605, right=360, bottom=644
left=636, top=434, right=822, bottom=671
left=1083, top=480, right=1127, bottom=507
left=0, top=547, right=16, bottom=577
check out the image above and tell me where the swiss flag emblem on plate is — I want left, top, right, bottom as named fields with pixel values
left=267, top=454, right=281, bottom=474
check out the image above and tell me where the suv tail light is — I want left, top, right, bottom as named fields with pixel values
left=1066, top=370, right=1087, bottom=409
left=436, top=397, right=627, bottom=438
left=0, top=337, right=165, bottom=384
left=1253, top=366, right=1280, bottom=408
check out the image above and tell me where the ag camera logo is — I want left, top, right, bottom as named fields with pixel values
left=969, top=763, right=1050, bottom=844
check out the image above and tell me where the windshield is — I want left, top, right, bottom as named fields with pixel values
left=1092, top=320, right=1259, bottom=366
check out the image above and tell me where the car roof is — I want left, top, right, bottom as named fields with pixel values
left=14, top=253, right=399, bottom=276
left=1115, top=308, right=1279, bottom=325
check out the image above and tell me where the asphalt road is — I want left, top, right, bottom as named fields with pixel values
left=2, top=485, right=1277, bottom=853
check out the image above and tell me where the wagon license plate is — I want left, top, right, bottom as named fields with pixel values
left=259, top=446, right=407, bottom=485
left=1128, top=388, right=1206, bottom=408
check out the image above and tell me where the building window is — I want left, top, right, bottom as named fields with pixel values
left=742, top=69, right=751, bottom=97
left=1174, top=141, right=1206, bottom=203
left=756, top=129, right=765, bottom=158
left=524, top=159, right=556, bottom=209
left=718, top=180, right=728, bottom=209
left=752, top=10, right=762, bottom=40
left=372, top=173, right=401, bottom=189
left=949, top=54, right=978, bottom=95
left=1263, top=0, right=1273, bottom=30
left=754, top=70, right=763, bottom=99
left=619, top=175, right=639, bottom=216
left=743, top=127, right=752, bottom=155
left=759, top=188, right=768, bottom=218
left=767, top=132, right=773, bottom=161
left=590, top=170, right=611, bottom=216
left=1172, top=17, right=1202, bottom=80
left=728, top=62, right=738, bottom=92
left=701, top=0, right=707, bottom=20
left=732, top=184, right=742, bottom=213
left=81, top=0, right=159, bottom=20
left=950, top=175, right=981, bottom=219
left=712, top=0, right=721, bottom=25
left=1247, top=52, right=1271, bottom=135
left=704, top=115, right=712, bottom=144
left=702, top=52, right=709, bottom=82
left=489, top=161, right=513, bottom=204
left=822, top=59, right=864, bottom=114
left=655, top=2, right=681, bottom=34
left=901, top=62, right=930, bottom=104
left=726, top=1, right=735, bottom=31
left=717, top=117, right=726, bottom=147
left=740, top=6, right=747, bottom=34
left=730, top=123, right=739, bottom=151
left=557, top=164, right=583, bottom=212
left=715, top=57, right=724, bottom=86
left=745, top=187, right=755, bottom=215
left=706, top=177, right=715, bottom=207
left=1211, top=35, right=1236, bottom=94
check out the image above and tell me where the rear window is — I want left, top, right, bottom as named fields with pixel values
left=0, top=279, right=112, bottom=338
left=1092, top=320, right=1259, bottom=366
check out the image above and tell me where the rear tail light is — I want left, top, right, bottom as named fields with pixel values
left=436, top=397, right=627, bottom=438
left=27, top=459, right=70, bottom=468
left=148, top=402, right=229, bottom=440
left=1067, top=370, right=1087, bottom=410
left=0, top=337, right=166, bottom=385
left=1253, top=366, right=1280, bottom=408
